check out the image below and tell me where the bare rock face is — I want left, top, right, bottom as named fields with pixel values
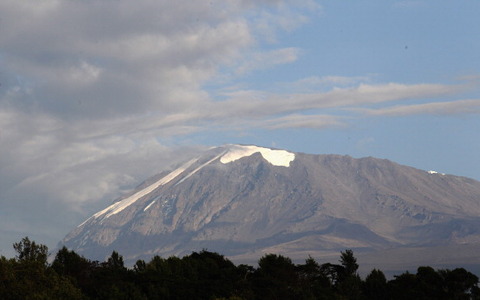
left=60, top=144, right=480, bottom=271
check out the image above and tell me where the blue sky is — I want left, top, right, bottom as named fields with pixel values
left=0, top=0, right=479, bottom=256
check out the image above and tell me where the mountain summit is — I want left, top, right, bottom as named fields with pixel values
left=61, top=144, right=480, bottom=271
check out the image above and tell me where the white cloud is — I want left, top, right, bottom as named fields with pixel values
left=68, top=61, right=102, bottom=86
left=250, top=0, right=321, bottom=42
left=235, top=47, right=300, bottom=74
left=0, top=1, right=257, bottom=120
left=284, top=75, right=375, bottom=92
left=214, top=83, right=461, bottom=119
left=358, top=99, right=480, bottom=116
left=262, top=114, right=345, bottom=129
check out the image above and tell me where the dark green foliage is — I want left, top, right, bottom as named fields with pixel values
left=1, top=238, right=480, bottom=300
left=51, top=246, right=96, bottom=289
left=13, top=236, right=48, bottom=265
left=2, top=237, right=83, bottom=300
left=184, top=250, right=240, bottom=299
left=441, top=267, right=480, bottom=299
left=389, top=267, right=480, bottom=300
left=336, top=249, right=362, bottom=299
left=339, top=249, right=358, bottom=277
left=253, top=254, right=298, bottom=299
left=363, top=268, right=389, bottom=299
left=296, top=256, right=336, bottom=299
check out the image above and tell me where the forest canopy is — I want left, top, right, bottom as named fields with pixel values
left=0, top=237, right=479, bottom=299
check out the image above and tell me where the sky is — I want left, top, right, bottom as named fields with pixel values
left=1, top=0, right=479, bottom=257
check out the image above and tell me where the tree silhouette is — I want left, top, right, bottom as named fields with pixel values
left=339, top=249, right=358, bottom=277
left=13, top=236, right=48, bottom=265
left=2, top=238, right=480, bottom=299
left=363, top=268, right=389, bottom=299
left=337, top=249, right=362, bottom=299
left=253, top=253, right=299, bottom=300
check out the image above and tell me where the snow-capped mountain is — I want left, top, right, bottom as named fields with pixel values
left=60, top=144, right=480, bottom=271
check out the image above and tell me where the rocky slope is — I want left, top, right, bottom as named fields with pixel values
left=60, top=144, right=480, bottom=271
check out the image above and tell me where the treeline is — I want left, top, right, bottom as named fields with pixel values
left=1, top=237, right=479, bottom=299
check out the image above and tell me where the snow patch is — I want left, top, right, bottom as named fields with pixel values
left=220, top=145, right=295, bottom=167
left=428, top=170, right=446, bottom=175
left=175, top=151, right=226, bottom=185
left=79, top=158, right=197, bottom=225
left=144, top=200, right=156, bottom=212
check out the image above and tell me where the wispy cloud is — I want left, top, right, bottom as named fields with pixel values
left=358, top=99, right=480, bottom=116
left=261, top=114, right=345, bottom=129
left=235, top=47, right=300, bottom=74
left=215, top=83, right=461, bottom=119
left=286, top=75, right=374, bottom=92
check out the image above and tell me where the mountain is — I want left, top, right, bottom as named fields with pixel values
left=60, top=144, right=480, bottom=273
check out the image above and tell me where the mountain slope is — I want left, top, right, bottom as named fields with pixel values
left=60, top=144, right=480, bottom=269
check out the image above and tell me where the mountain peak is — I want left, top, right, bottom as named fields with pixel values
left=61, top=147, right=480, bottom=273
left=77, top=144, right=294, bottom=227
left=218, top=144, right=295, bottom=167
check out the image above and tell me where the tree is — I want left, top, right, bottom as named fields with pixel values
left=389, top=271, right=421, bottom=300
left=297, top=256, right=335, bottom=299
left=51, top=246, right=97, bottom=295
left=11, top=238, right=83, bottom=299
left=253, top=254, right=299, bottom=300
left=441, top=267, right=480, bottom=299
left=133, top=259, right=146, bottom=273
left=185, top=250, right=239, bottom=299
left=339, top=249, right=359, bottom=277
left=416, top=266, right=444, bottom=299
left=363, top=268, right=389, bottom=300
left=319, top=262, right=344, bottom=286
left=12, top=237, right=49, bottom=286
left=107, top=250, right=125, bottom=269
left=13, top=236, right=48, bottom=265
left=337, top=249, right=362, bottom=299
left=0, top=256, right=18, bottom=300
left=90, top=251, right=145, bottom=300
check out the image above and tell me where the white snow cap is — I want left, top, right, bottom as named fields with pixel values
left=428, top=170, right=446, bottom=175
left=220, top=144, right=295, bottom=167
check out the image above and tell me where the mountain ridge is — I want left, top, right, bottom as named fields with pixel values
left=60, top=144, right=480, bottom=272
